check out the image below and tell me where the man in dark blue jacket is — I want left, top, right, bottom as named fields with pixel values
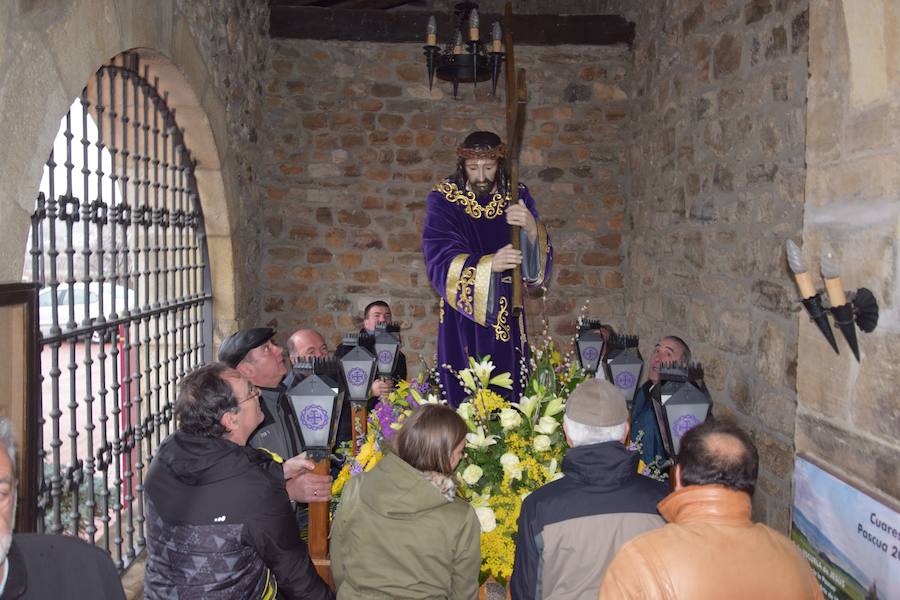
left=511, top=379, right=668, bottom=600
left=144, top=362, right=334, bottom=600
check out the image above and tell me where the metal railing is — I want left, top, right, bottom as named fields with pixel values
left=26, top=53, right=213, bottom=570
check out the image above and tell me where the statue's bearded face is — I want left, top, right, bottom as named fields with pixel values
left=464, top=158, right=498, bottom=198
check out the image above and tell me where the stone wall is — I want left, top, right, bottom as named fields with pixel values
left=174, top=0, right=270, bottom=335
left=797, top=0, right=899, bottom=509
left=0, top=0, right=265, bottom=340
left=258, top=40, right=632, bottom=369
left=625, top=0, right=810, bottom=531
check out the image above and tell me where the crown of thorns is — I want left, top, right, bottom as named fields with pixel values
left=456, top=143, right=507, bottom=160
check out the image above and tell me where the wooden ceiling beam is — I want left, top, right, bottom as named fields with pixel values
left=269, top=6, right=635, bottom=46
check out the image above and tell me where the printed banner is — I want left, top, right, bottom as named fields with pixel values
left=791, top=456, right=899, bottom=600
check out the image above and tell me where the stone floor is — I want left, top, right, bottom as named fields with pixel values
left=121, top=552, right=145, bottom=600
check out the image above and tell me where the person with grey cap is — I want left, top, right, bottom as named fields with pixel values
left=219, top=327, right=331, bottom=503
left=510, top=379, right=668, bottom=600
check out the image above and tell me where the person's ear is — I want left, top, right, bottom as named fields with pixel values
left=220, top=410, right=236, bottom=435
left=235, top=362, right=254, bottom=380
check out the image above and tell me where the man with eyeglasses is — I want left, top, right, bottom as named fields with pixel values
left=144, top=363, right=335, bottom=599
left=219, top=327, right=331, bottom=504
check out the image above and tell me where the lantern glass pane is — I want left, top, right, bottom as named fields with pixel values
left=289, top=393, right=335, bottom=448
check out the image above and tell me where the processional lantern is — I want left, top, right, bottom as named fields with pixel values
left=651, top=362, right=712, bottom=461
left=423, top=2, right=505, bottom=98
left=607, top=334, right=643, bottom=410
left=575, top=318, right=606, bottom=376
left=373, top=322, right=401, bottom=379
left=288, top=358, right=344, bottom=462
left=339, top=333, right=377, bottom=452
left=287, top=357, right=345, bottom=582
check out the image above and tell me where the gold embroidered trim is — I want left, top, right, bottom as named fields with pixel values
left=435, top=181, right=507, bottom=220
left=445, top=254, right=469, bottom=311
left=439, top=297, right=445, bottom=324
left=474, top=255, right=494, bottom=326
left=493, top=296, right=511, bottom=342
left=457, top=267, right=476, bottom=316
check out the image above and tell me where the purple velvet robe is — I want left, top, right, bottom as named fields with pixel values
left=423, top=179, right=553, bottom=406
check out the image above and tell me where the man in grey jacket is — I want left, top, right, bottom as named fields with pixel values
left=510, top=379, right=668, bottom=600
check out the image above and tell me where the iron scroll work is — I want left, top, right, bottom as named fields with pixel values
left=27, top=53, right=213, bottom=570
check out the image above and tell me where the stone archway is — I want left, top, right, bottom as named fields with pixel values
left=0, top=0, right=243, bottom=339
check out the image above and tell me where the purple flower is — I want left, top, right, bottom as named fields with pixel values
left=350, top=462, right=364, bottom=476
left=373, top=400, right=400, bottom=439
left=410, top=379, right=431, bottom=395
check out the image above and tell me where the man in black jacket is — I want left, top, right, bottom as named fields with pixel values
left=144, top=362, right=334, bottom=600
left=510, top=379, right=668, bottom=600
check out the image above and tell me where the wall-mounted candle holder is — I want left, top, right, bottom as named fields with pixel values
left=785, top=240, right=879, bottom=362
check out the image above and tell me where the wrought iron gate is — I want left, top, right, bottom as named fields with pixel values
left=26, top=53, right=213, bottom=570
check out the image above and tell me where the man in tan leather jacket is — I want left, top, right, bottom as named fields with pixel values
left=599, top=420, right=823, bottom=600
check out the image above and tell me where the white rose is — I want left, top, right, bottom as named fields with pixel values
left=533, top=434, right=552, bottom=452
left=534, top=416, right=559, bottom=435
left=475, top=506, right=497, bottom=533
left=461, top=464, right=483, bottom=486
left=500, top=452, right=523, bottom=480
left=499, top=408, right=523, bottom=430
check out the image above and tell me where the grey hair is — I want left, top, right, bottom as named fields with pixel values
left=0, top=419, right=18, bottom=479
left=664, top=335, right=692, bottom=364
left=563, top=415, right=627, bottom=447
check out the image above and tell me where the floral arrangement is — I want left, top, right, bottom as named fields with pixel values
left=329, top=332, right=588, bottom=585
left=454, top=337, right=586, bottom=584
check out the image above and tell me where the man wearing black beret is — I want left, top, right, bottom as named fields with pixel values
left=219, top=327, right=331, bottom=503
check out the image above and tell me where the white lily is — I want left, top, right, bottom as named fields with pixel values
left=470, top=356, right=495, bottom=387
left=420, top=392, right=441, bottom=405
left=547, top=458, right=564, bottom=482
left=542, top=396, right=565, bottom=417
left=457, top=402, right=476, bottom=422
left=469, top=490, right=491, bottom=508
left=466, top=426, right=499, bottom=450
left=518, top=395, right=540, bottom=421
left=458, top=368, right=478, bottom=394
left=488, top=371, right=513, bottom=390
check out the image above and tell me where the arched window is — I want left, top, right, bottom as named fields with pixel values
left=24, top=53, right=213, bottom=569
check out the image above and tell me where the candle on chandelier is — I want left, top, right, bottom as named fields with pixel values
left=785, top=239, right=816, bottom=299
left=820, top=243, right=847, bottom=307
left=492, top=22, right=502, bottom=52
left=453, top=30, right=463, bottom=54
left=469, top=9, right=480, bottom=41
left=426, top=15, right=437, bottom=46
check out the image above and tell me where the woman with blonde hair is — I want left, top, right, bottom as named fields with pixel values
left=331, top=404, right=480, bottom=599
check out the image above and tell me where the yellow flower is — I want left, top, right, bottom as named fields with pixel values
left=331, top=464, right=351, bottom=496
left=365, top=451, right=383, bottom=471
left=473, top=389, right=506, bottom=419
